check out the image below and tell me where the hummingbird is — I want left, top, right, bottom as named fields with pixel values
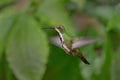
left=42, top=26, right=99, bottom=64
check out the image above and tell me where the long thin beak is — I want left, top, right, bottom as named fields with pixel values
left=41, top=26, right=54, bottom=29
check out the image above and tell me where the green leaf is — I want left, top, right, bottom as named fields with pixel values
left=100, top=34, right=113, bottom=80
left=6, top=15, right=49, bottom=80
left=0, top=53, right=15, bottom=80
left=111, top=45, right=120, bottom=80
left=0, top=15, right=15, bottom=58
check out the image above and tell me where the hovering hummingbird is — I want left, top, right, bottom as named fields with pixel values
left=42, top=26, right=99, bottom=64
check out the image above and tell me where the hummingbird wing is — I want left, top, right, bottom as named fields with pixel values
left=49, top=36, right=63, bottom=48
left=49, top=36, right=90, bottom=64
left=72, top=37, right=99, bottom=49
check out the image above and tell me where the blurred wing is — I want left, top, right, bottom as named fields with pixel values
left=49, top=36, right=63, bottom=48
left=72, top=37, right=99, bottom=49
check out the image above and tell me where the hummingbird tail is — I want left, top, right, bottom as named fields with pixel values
left=77, top=53, right=90, bottom=64
left=71, top=50, right=90, bottom=64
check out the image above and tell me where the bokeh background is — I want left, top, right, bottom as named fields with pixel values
left=0, top=0, right=120, bottom=80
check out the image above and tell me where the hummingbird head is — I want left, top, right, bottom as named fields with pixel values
left=41, top=25, right=64, bottom=32
left=56, top=26, right=64, bottom=31
left=55, top=25, right=65, bottom=33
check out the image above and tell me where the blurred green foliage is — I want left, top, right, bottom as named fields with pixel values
left=0, top=0, right=120, bottom=80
